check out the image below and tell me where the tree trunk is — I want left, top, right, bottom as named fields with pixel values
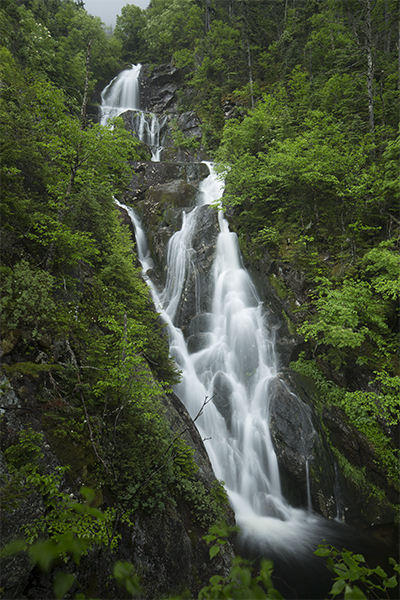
left=246, top=34, right=255, bottom=109
left=365, top=0, right=375, bottom=136
left=205, top=0, right=211, bottom=33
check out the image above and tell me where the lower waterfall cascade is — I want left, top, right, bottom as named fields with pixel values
left=101, top=66, right=398, bottom=599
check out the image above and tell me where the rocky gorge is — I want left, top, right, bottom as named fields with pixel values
left=1, top=62, right=398, bottom=600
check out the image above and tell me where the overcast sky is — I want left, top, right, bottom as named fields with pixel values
left=84, top=0, right=150, bottom=28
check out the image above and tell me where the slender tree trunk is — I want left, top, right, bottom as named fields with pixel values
left=241, top=1, right=254, bottom=109
left=246, top=35, right=255, bottom=109
left=284, top=0, right=288, bottom=30
left=205, top=0, right=211, bottom=33
left=398, top=0, right=400, bottom=91
left=384, top=0, right=391, bottom=52
left=365, top=0, right=375, bottom=136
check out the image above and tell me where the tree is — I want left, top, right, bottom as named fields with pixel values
left=114, top=4, right=147, bottom=62
left=144, top=0, right=203, bottom=62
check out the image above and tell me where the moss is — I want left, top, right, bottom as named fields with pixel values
left=331, top=447, right=367, bottom=490
left=281, top=309, right=297, bottom=335
left=43, top=417, right=99, bottom=494
left=269, top=273, right=288, bottom=300
left=1, top=362, right=62, bottom=378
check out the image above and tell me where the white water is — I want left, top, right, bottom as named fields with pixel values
left=100, top=64, right=166, bottom=161
left=102, top=68, right=339, bottom=560
left=100, top=64, right=142, bottom=125
left=117, top=169, right=327, bottom=556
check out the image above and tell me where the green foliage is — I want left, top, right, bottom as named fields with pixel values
left=4, top=427, right=44, bottom=473
left=315, top=543, right=399, bottom=599
left=1, top=485, right=140, bottom=600
left=114, top=4, right=147, bottom=62
left=169, top=118, right=200, bottom=150
left=2, top=430, right=119, bottom=551
left=200, top=522, right=283, bottom=599
left=298, top=277, right=393, bottom=365
left=144, top=0, right=203, bottom=62
left=203, top=521, right=239, bottom=560
left=113, top=560, right=142, bottom=597
left=361, top=240, right=400, bottom=301
left=0, top=260, right=56, bottom=337
left=0, top=0, right=121, bottom=108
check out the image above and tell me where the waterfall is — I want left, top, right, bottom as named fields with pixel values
left=116, top=168, right=330, bottom=557
left=100, top=65, right=398, bottom=599
left=155, top=167, right=332, bottom=556
left=100, top=64, right=167, bottom=161
left=101, top=67, right=329, bottom=555
left=100, top=64, right=141, bottom=124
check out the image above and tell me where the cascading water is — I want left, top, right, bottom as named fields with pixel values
left=102, top=65, right=330, bottom=552
left=102, top=68, right=397, bottom=599
left=100, top=64, right=141, bottom=125
left=154, top=167, right=328, bottom=555
left=100, top=64, right=167, bottom=161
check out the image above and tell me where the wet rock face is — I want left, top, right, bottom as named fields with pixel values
left=124, top=160, right=209, bottom=205
left=322, top=406, right=399, bottom=526
left=268, top=370, right=337, bottom=519
left=176, top=111, right=203, bottom=140
left=174, top=205, right=219, bottom=335
left=139, top=63, right=183, bottom=114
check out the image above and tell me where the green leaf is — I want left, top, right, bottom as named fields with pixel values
left=268, top=589, right=284, bottom=599
left=330, top=578, right=346, bottom=597
left=0, top=539, right=27, bottom=557
left=54, top=572, right=75, bottom=599
left=113, top=561, right=141, bottom=596
left=352, top=554, right=365, bottom=563
left=209, top=545, right=221, bottom=559
left=239, top=567, right=252, bottom=587
left=314, top=547, right=331, bottom=557
left=384, top=575, right=398, bottom=588
left=343, top=584, right=366, bottom=599
left=29, top=539, right=59, bottom=571
left=373, top=565, right=387, bottom=578
left=203, top=534, right=217, bottom=544
left=209, top=575, right=222, bottom=585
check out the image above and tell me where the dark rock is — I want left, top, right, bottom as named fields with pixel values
left=160, top=146, right=207, bottom=163
left=176, top=112, right=203, bottom=140
left=322, top=406, right=398, bottom=526
left=139, top=63, right=183, bottom=114
left=146, top=181, right=199, bottom=208
left=268, top=370, right=337, bottom=518
left=212, top=372, right=234, bottom=431
left=173, top=206, right=219, bottom=334
left=188, top=313, right=214, bottom=336
left=187, top=332, right=214, bottom=354
left=124, top=161, right=209, bottom=205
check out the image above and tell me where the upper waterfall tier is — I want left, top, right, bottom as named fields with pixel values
left=100, top=64, right=141, bottom=125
